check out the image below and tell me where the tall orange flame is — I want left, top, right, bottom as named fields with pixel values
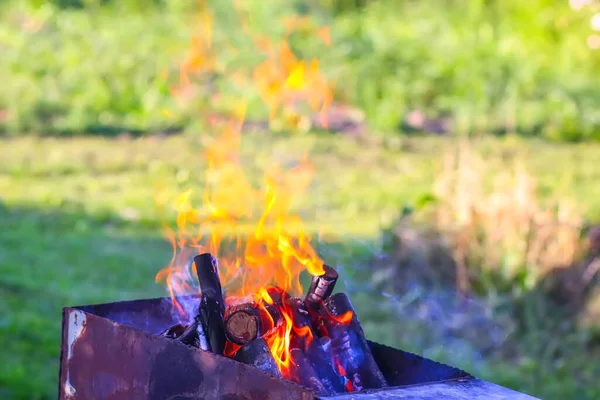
left=155, top=1, right=334, bottom=374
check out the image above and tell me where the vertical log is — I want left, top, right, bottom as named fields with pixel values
left=304, top=265, right=339, bottom=312
left=194, top=253, right=226, bottom=354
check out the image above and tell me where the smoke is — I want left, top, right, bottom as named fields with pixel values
left=314, top=234, right=515, bottom=375
left=162, top=250, right=200, bottom=325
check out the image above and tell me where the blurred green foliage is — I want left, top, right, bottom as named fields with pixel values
left=1, top=0, right=599, bottom=139
left=0, top=1, right=189, bottom=135
left=327, top=0, right=600, bottom=140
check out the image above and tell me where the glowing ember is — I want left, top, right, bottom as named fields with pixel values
left=224, top=341, right=242, bottom=358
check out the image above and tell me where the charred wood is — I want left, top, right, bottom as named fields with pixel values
left=304, top=265, right=338, bottom=312
left=194, top=253, right=224, bottom=313
left=175, top=319, right=197, bottom=344
left=158, top=323, right=186, bottom=339
left=323, top=293, right=388, bottom=391
left=289, top=348, right=330, bottom=396
left=194, top=253, right=227, bottom=355
left=305, top=336, right=346, bottom=394
left=284, top=297, right=344, bottom=393
left=234, top=338, right=282, bottom=379
left=176, top=315, right=210, bottom=350
left=304, top=265, right=339, bottom=337
left=286, top=297, right=314, bottom=351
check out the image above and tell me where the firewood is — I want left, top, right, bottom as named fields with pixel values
left=304, top=265, right=339, bottom=312
left=286, top=297, right=345, bottom=394
left=323, top=293, right=387, bottom=391
left=194, top=253, right=227, bottom=354
left=175, top=315, right=210, bottom=350
left=234, top=338, right=282, bottom=378
left=224, top=301, right=282, bottom=345
left=289, top=348, right=330, bottom=395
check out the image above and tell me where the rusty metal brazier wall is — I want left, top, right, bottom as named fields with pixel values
left=58, top=296, right=538, bottom=400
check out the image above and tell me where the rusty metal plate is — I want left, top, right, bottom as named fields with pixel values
left=320, top=379, right=538, bottom=400
left=58, top=306, right=314, bottom=400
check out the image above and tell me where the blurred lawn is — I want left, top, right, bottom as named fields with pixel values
left=1, top=134, right=600, bottom=399
left=1, top=0, right=600, bottom=399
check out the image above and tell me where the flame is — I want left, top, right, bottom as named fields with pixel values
left=155, top=1, right=335, bottom=376
left=224, top=341, right=242, bottom=358
left=243, top=286, right=319, bottom=379
left=334, top=361, right=356, bottom=393
left=253, top=42, right=332, bottom=122
left=255, top=287, right=292, bottom=377
left=292, top=323, right=314, bottom=343
left=327, top=309, right=354, bottom=325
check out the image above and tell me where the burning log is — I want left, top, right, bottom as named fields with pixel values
left=307, top=336, right=346, bottom=394
left=194, top=253, right=227, bottom=355
left=286, top=297, right=314, bottom=350
left=224, top=300, right=281, bottom=345
left=289, top=348, right=330, bottom=396
left=224, top=303, right=261, bottom=345
left=304, top=265, right=338, bottom=312
left=304, top=265, right=338, bottom=337
left=323, top=293, right=388, bottom=391
left=158, top=265, right=386, bottom=395
left=234, top=338, right=282, bottom=379
left=286, top=297, right=345, bottom=394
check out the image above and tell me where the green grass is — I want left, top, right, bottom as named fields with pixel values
left=1, top=133, right=600, bottom=399
left=1, top=0, right=599, bottom=139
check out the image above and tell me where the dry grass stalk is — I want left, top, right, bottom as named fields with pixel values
left=431, top=141, right=586, bottom=294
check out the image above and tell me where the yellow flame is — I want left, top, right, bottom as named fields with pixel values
left=156, top=1, right=334, bottom=373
